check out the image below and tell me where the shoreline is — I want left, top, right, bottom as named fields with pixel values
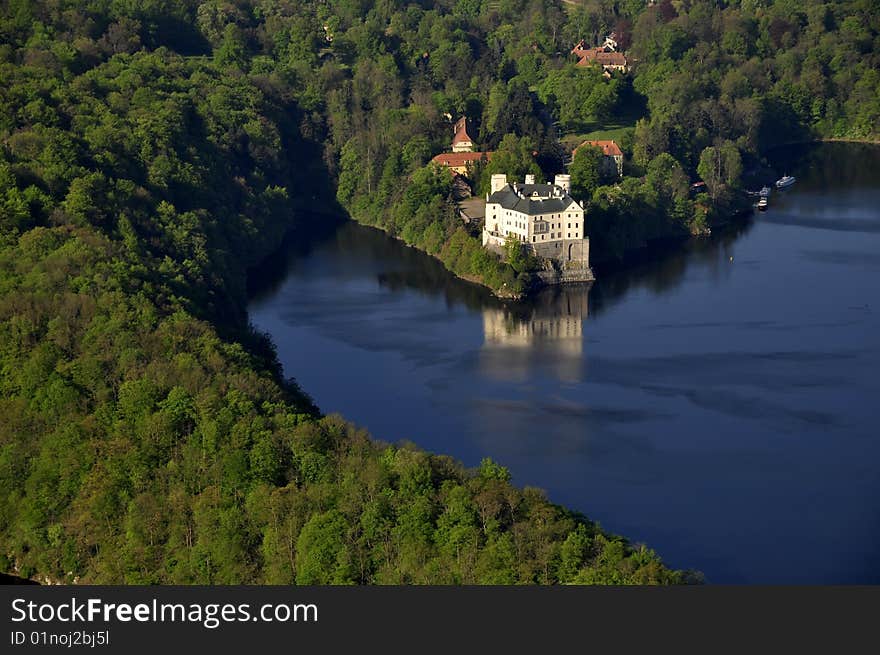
left=819, top=137, right=880, bottom=144
left=770, top=136, right=880, bottom=149
left=277, top=139, right=879, bottom=305
left=371, top=225, right=526, bottom=299
left=363, top=223, right=600, bottom=300
left=346, top=215, right=715, bottom=302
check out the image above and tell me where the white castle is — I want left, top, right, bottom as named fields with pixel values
left=482, top=174, right=589, bottom=267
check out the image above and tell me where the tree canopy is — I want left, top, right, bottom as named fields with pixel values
left=0, top=0, right=704, bottom=585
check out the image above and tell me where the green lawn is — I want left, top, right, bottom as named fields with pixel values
left=562, top=124, right=634, bottom=148
left=558, top=85, right=647, bottom=152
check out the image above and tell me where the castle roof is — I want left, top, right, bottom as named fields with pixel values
left=488, top=183, right=580, bottom=216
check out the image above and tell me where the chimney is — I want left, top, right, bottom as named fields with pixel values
left=554, top=174, right=571, bottom=193
left=490, top=174, right=508, bottom=194
left=524, top=174, right=535, bottom=185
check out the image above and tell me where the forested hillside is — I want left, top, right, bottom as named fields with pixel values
left=0, top=1, right=692, bottom=584
left=1, top=0, right=876, bottom=585
left=255, top=0, right=877, bottom=277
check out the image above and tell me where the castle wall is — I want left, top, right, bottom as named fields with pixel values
left=531, top=237, right=590, bottom=266
left=482, top=230, right=591, bottom=269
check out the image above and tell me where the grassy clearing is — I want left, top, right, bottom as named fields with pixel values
left=557, top=84, right=647, bottom=152
left=561, top=124, right=634, bottom=150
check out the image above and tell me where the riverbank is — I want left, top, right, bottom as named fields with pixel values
left=368, top=222, right=599, bottom=300
left=345, top=199, right=717, bottom=302
left=363, top=225, right=526, bottom=300
left=778, top=137, right=880, bottom=147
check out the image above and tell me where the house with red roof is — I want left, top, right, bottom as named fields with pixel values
left=430, top=117, right=493, bottom=178
left=573, top=140, right=624, bottom=178
left=431, top=151, right=493, bottom=176
left=571, top=39, right=591, bottom=59
left=571, top=38, right=629, bottom=74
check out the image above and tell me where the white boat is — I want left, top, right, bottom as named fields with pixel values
left=759, top=186, right=771, bottom=197
left=775, top=175, right=795, bottom=189
left=757, top=197, right=768, bottom=210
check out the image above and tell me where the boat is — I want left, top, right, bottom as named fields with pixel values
left=759, top=186, right=771, bottom=197
left=757, top=197, right=768, bottom=210
left=775, top=175, right=795, bottom=189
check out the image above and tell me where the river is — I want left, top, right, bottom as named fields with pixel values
left=247, top=143, right=880, bottom=583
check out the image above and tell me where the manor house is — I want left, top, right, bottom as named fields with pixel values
left=482, top=174, right=590, bottom=268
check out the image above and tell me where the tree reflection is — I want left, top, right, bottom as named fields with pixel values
left=589, top=218, right=755, bottom=319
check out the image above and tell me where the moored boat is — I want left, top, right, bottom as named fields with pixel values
left=757, top=197, right=768, bottom=210
left=776, top=175, right=795, bottom=189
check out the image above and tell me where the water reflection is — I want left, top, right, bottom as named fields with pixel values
left=480, top=285, right=590, bottom=382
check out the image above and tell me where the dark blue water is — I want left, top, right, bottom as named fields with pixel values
left=248, top=144, right=880, bottom=583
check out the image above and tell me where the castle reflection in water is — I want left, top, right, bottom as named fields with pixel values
left=480, top=284, right=591, bottom=382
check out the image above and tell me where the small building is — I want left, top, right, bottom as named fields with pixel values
left=571, top=39, right=629, bottom=74
left=451, top=117, right=475, bottom=153
left=431, top=151, right=493, bottom=176
left=573, top=139, right=624, bottom=178
left=575, top=48, right=628, bottom=73
left=431, top=116, right=493, bottom=177
left=483, top=174, right=589, bottom=268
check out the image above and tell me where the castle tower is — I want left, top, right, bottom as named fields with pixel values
left=451, top=117, right=474, bottom=153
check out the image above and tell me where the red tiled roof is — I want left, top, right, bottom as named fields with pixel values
left=571, top=40, right=588, bottom=57
left=575, top=48, right=627, bottom=67
left=451, top=117, right=473, bottom=145
left=431, top=151, right=493, bottom=167
left=574, top=140, right=623, bottom=157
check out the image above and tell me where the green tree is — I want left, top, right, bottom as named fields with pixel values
left=503, top=235, right=536, bottom=275
left=479, top=134, right=543, bottom=195
left=697, top=141, right=742, bottom=202
left=570, top=144, right=604, bottom=201
left=295, top=510, right=355, bottom=585
left=214, top=24, right=247, bottom=69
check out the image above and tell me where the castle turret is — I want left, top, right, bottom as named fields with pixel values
left=490, top=174, right=508, bottom=194
left=554, top=174, right=571, bottom=193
